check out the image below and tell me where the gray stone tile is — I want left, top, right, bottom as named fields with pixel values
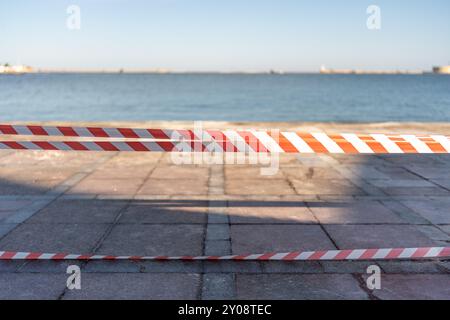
left=282, top=167, right=343, bottom=180
left=415, top=225, right=450, bottom=242
left=0, top=223, right=109, bottom=253
left=0, top=211, right=21, bottom=222
left=309, top=201, right=404, bottom=224
left=226, top=179, right=295, bottom=195
left=324, top=225, right=438, bottom=249
left=203, top=261, right=263, bottom=273
left=0, top=224, right=17, bottom=237
left=367, top=166, right=423, bottom=181
left=140, top=261, right=203, bottom=273
left=27, top=200, right=127, bottom=224
left=0, top=199, right=33, bottom=211
left=138, top=179, right=208, bottom=195
left=369, top=274, right=450, bottom=300
left=291, top=179, right=365, bottom=196
left=231, top=225, right=335, bottom=254
left=368, top=179, right=435, bottom=188
left=87, top=167, right=154, bottom=180
left=0, top=273, right=66, bottom=299
left=204, top=240, right=231, bottom=255
left=0, top=261, right=25, bottom=272
left=119, top=203, right=207, bottom=224
left=378, top=261, right=443, bottom=274
left=201, top=273, right=235, bottom=300
left=319, top=261, right=384, bottom=274
left=380, top=187, right=450, bottom=197
left=405, top=166, right=450, bottom=179
left=63, top=273, right=201, bottom=300
left=18, top=261, right=83, bottom=273
left=151, top=166, right=209, bottom=180
left=98, top=224, right=205, bottom=256
left=0, top=179, right=61, bottom=195
left=228, top=203, right=317, bottom=224
left=68, top=178, right=144, bottom=196
left=3, top=199, right=55, bottom=224
left=262, top=261, right=323, bottom=273
left=439, top=225, right=450, bottom=234
left=227, top=167, right=285, bottom=180
left=82, top=261, right=142, bottom=273
left=236, top=274, right=368, bottom=299
left=206, top=224, right=229, bottom=241
left=380, top=200, right=431, bottom=224
left=400, top=200, right=450, bottom=224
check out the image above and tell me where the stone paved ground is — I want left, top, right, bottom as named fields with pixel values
left=0, top=122, right=449, bottom=299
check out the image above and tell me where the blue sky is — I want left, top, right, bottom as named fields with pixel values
left=1, top=0, right=449, bottom=71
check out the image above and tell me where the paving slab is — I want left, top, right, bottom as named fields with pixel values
left=119, top=202, right=208, bottom=224
left=27, top=199, right=128, bottom=224
left=0, top=261, right=24, bottom=272
left=68, top=178, right=144, bottom=196
left=368, top=179, right=435, bottom=188
left=0, top=179, right=61, bottom=195
left=228, top=203, right=317, bottom=224
left=261, top=261, right=323, bottom=274
left=0, top=199, right=33, bottom=211
left=0, top=223, right=109, bottom=253
left=226, top=179, right=295, bottom=195
left=0, top=211, right=18, bottom=222
left=404, top=165, right=450, bottom=179
left=231, top=225, right=335, bottom=254
left=415, top=225, right=450, bottom=242
left=0, top=224, right=18, bottom=238
left=377, top=261, right=444, bottom=274
left=97, top=224, right=205, bottom=256
left=283, top=167, right=343, bottom=180
left=101, top=152, right=161, bottom=167
left=380, top=186, right=450, bottom=197
left=226, top=167, right=285, bottom=180
left=138, top=179, right=208, bottom=195
left=367, top=274, right=450, bottom=300
left=400, top=200, right=450, bottom=224
left=63, top=273, right=201, bottom=300
left=151, top=166, right=209, bottom=180
left=309, top=201, right=404, bottom=224
left=87, top=166, right=154, bottom=180
left=236, top=274, right=368, bottom=300
left=0, top=273, right=67, bottom=300
left=324, top=225, right=438, bottom=249
left=290, top=179, right=365, bottom=196
left=201, top=273, right=235, bottom=300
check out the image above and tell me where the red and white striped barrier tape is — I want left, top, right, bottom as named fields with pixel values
left=1, top=247, right=449, bottom=261
left=0, top=124, right=196, bottom=140
left=0, top=134, right=450, bottom=153
left=1, top=124, right=450, bottom=154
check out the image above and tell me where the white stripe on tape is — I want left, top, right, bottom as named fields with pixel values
left=312, top=133, right=344, bottom=153
left=371, top=134, right=404, bottom=153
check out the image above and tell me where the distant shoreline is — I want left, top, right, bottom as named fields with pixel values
left=5, top=70, right=444, bottom=75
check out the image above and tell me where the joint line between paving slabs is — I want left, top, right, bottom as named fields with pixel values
left=201, top=162, right=236, bottom=300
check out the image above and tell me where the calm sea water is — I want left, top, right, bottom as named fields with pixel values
left=1, top=73, right=449, bottom=122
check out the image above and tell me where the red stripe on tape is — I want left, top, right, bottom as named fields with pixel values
left=0, top=125, right=18, bottom=135
left=28, top=126, right=48, bottom=136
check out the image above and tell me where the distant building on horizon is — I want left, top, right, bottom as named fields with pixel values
left=432, top=65, right=450, bottom=74
left=319, top=65, right=422, bottom=75
left=0, top=64, right=33, bottom=74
